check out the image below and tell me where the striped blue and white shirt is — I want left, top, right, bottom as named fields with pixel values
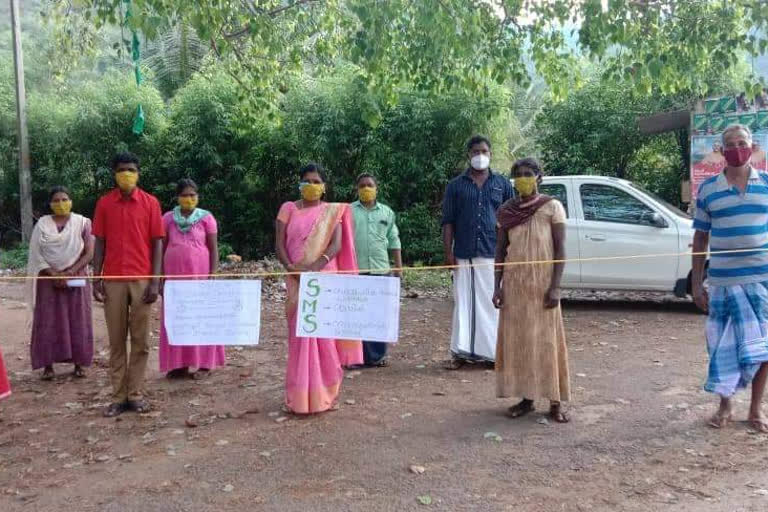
left=694, top=168, right=768, bottom=286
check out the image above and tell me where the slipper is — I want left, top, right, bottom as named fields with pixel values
left=166, top=368, right=190, bottom=380
left=444, top=358, right=465, bottom=371
left=708, top=412, right=732, bottom=429
left=128, top=399, right=152, bottom=414
left=549, top=404, right=570, bottom=424
left=506, top=399, right=535, bottom=419
left=191, top=369, right=210, bottom=380
left=748, top=417, right=768, bottom=433
left=104, top=401, right=129, bottom=418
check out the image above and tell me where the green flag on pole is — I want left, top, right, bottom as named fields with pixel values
left=125, top=0, right=144, bottom=135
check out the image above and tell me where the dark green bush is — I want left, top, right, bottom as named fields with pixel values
left=1, top=64, right=514, bottom=263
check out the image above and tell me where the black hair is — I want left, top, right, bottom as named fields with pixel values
left=110, top=151, right=140, bottom=171
left=299, top=162, right=327, bottom=182
left=511, top=157, right=543, bottom=176
left=466, top=135, right=492, bottom=152
left=356, top=173, right=377, bottom=185
left=176, top=178, right=198, bottom=195
left=48, top=185, right=71, bottom=202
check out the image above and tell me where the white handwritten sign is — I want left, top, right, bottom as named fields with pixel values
left=164, top=280, right=262, bottom=346
left=296, top=273, right=400, bottom=343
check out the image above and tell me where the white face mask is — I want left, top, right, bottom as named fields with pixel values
left=470, top=154, right=490, bottom=171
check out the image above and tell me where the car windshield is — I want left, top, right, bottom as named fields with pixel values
left=629, top=183, right=691, bottom=219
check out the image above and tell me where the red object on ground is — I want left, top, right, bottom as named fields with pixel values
left=0, top=348, right=10, bottom=400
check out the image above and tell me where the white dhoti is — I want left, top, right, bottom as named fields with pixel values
left=450, top=258, right=498, bottom=361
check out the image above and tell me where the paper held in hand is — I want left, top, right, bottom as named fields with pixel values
left=296, top=273, right=401, bottom=343
left=164, top=280, right=262, bottom=346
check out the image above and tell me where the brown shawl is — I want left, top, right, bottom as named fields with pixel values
left=497, top=194, right=553, bottom=231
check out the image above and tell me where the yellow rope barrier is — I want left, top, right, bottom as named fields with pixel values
left=0, top=247, right=750, bottom=281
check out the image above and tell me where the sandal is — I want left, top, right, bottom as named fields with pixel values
left=708, top=411, right=732, bottom=429
left=748, top=416, right=768, bottom=433
left=166, top=368, right=190, bottom=379
left=191, top=369, right=210, bottom=380
left=549, top=403, right=570, bottom=424
left=73, top=365, right=86, bottom=378
left=507, top=399, right=535, bottom=418
left=128, top=399, right=152, bottom=414
left=41, top=367, right=54, bottom=381
left=103, top=401, right=129, bottom=417
left=366, top=359, right=390, bottom=368
left=444, top=357, right=466, bottom=371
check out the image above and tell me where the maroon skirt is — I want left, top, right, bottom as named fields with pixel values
left=30, top=280, right=93, bottom=369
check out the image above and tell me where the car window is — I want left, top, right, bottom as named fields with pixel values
left=628, top=182, right=691, bottom=219
left=580, top=184, right=657, bottom=226
left=540, top=184, right=569, bottom=218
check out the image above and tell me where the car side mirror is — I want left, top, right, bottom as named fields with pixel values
left=650, top=212, right=668, bottom=228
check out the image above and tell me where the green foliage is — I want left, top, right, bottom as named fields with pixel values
left=0, top=68, right=166, bottom=243
left=217, top=242, right=234, bottom=262
left=52, top=0, right=767, bottom=117
left=1, top=244, right=28, bottom=270
left=151, top=68, right=271, bottom=253
left=402, top=267, right=451, bottom=292
left=27, top=73, right=166, bottom=214
left=533, top=78, right=691, bottom=206
left=0, top=62, right=511, bottom=261
left=625, top=136, right=686, bottom=206
left=143, top=23, right=209, bottom=99
left=266, top=70, right=511, bottom=263
left=535, top=80, right=654, bottom=179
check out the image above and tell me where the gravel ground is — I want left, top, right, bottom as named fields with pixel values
left=1, top=281, right=767, bottom=512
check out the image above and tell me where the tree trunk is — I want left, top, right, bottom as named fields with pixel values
left=10, top=0, right=33, bottom=243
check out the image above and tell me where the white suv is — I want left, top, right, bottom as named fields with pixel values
left=531, top=176, right=696, bottom=297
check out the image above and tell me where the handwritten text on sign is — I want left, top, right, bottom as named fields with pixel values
left=164, top=280, right=262, bottom=346
left=296, top=273, right=400, bottom=343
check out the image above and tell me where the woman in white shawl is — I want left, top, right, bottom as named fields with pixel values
left=27, top=186, right=94, bottom=380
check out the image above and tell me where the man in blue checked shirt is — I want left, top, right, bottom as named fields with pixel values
left=442, top=135, right=514, bottom=369
left=692, top=123, right=768, bottom=432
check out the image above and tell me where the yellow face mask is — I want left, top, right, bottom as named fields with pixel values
left=50, top=200, right=72, bottom=216
left=115, top=171, right=138, bottom=192
left=514, top=176, right=538, bottom=197
left=358, top=186, right=377, bottom=203
left=178, top=196, right=198, bottom=211
left=300, top=183, right=325, bottom=201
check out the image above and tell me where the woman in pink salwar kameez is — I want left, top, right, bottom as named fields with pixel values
left=159, top=179, right=225, bottom=379
left=276, top=163, right=363, bottom=414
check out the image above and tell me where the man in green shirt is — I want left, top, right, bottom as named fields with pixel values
left=351, top=173, right=403, bottom=367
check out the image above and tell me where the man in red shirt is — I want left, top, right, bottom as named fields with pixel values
left=92, top=152, right=164, bottom=417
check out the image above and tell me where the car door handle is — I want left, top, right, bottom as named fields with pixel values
left=586, top=234, right=607, bottom=242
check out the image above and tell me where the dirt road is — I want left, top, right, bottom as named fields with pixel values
left=1, top=282, right=768, bottom=511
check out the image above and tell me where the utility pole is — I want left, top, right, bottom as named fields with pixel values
left=10, top=0, right=33, bottom=243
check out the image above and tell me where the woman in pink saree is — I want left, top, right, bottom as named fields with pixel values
left=276, top=163, right=363, bottom=414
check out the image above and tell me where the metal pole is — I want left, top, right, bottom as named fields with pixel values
left=10, top=0, right=34, bottom=243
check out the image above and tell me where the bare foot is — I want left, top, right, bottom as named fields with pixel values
left=708, top=397, right=732, bottom=429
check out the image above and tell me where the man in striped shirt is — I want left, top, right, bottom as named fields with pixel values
left=692, top=124, right=768, bottom=432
